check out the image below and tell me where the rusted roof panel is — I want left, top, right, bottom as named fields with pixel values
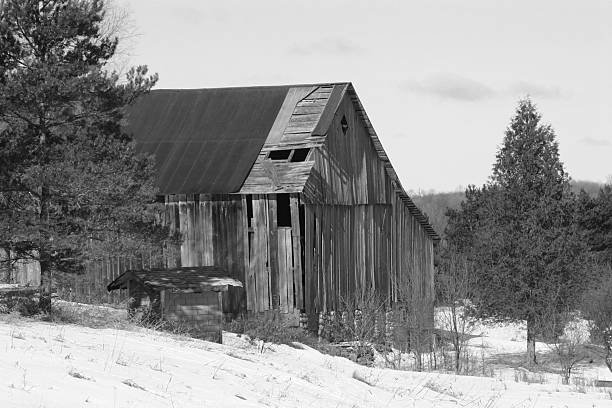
left=126, top=86, right=294, bottom=194
left=107, top=266, right=243, bottom=292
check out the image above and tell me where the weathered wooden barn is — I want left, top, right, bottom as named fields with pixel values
left=126, top=83, right=439, bottom=328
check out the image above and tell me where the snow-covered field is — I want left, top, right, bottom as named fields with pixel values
left=1, top=304, right=612, bottom=408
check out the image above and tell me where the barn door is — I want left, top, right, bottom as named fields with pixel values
left=277, top=227, right=294, bottom=313
left=248, top=195, right=271, bottom=312
left=245, top=194, right=304, bottom=314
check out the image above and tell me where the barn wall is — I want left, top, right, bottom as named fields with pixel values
left=165, top=194, right=247, bottom=314
left=244, top=194, right=304, bottom=315
left=303, top=204, right=392, bottom=314
left=302, top=203, right=434, bottom=320
left=302, top=92, right=435, bottom=329
left=165, top=193, right=304, bottom=316
left=390, top=194, right=435, bottom=327
left=303, top=93, right=393, bottom=206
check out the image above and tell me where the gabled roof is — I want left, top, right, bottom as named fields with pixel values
left=107, top=266, right=243, bottom=293
left=126, top=84, right=341, bottom=194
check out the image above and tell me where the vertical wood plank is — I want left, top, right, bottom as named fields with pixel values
left=315, top=206, right=322, bottom=313
left=285, top=229, right=294, bottom=312
left=177, top=194, right=188, bottom=266
left=187, top=194, right=196, bottom=267
left=240, top=196, right=254, bottom=312
left=304, top=205, right=313, bottom=316
left=289, top=195, right=303, bottom=310
left=262, top=197, right=270, bottom=311
left=267, top=194, right=279, bottom=309
left=277, top=228, right=289, bottom=313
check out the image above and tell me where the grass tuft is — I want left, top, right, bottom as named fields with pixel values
left=122, top=378, right=146, bottom=391
left=68, top=368, right=94, bottom=381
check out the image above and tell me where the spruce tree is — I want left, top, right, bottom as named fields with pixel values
left=447, top=99, right=590, bottom=365
left=0, top=0, right=168, bottom=311
left=577, top=185, right=612, bottom=265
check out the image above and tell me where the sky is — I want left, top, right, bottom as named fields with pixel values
left=116, top=0, right=612, bottom=193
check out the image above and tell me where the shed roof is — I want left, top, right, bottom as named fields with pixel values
left=107, top=267, right=243, bottom=293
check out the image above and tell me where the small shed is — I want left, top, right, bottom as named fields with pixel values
left=107, top=266, right=242, bottom=342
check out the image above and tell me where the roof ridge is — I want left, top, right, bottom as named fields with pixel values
left=150, top=82, right=352, bottom=92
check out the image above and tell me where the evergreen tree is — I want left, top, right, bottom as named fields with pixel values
left=0, top=0, right=169, bottom=311
left=577, top=185, right=612, bottom=265
left=447, top=99, right=590, bottom=365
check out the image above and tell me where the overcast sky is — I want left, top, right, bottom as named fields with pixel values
left=118, top=0, right=611, bottom=193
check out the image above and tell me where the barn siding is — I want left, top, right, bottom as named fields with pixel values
left=164, top=193, right=306, bottom=316
left=166, top=194, right=247, bottom=314
left=301, top=92, right=435, bottom=329
left=304, top=94, right=393, bottom=206
left=239, top=85, right=335, bottom=195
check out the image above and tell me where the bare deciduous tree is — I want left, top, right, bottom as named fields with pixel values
left=436, top=246, right=476, bottom=374
left=582, top=265, right=612, bottom=372
left=542, top=309, right=589, bottom=384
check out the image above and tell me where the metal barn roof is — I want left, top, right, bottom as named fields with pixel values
left=126, top=86, right=294, bottom=194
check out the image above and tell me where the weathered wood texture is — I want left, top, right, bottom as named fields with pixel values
left=166, top=194, right=247, bottom=314
left=244, top=194, right=304, bottom=313
left=301, top=91, right=435, bottom=329
left=303, top=92, right=393, bottom=206
left=301, top=203, right=434, bottom=328
left=239, top=86, right=334, bottom=194
left=162, top=193, right=304, bottom=315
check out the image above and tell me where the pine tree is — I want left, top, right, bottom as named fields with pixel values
left=447, top=99, right=590, bottom=365
left=0, top=0, right=169, bottom=311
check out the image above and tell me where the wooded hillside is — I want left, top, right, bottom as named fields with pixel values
left=412, top=180, right=605, bottom=237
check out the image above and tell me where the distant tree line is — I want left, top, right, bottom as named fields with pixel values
left=413, top=180, right=607, bottom=236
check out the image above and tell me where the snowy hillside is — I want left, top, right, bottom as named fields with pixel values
left=1, top=305, right=612, bottom=408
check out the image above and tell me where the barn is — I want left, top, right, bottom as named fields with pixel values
left=125, top=82, right=439, bottom=330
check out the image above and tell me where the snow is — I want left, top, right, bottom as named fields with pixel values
left=1, top=305, right=612, bottom=407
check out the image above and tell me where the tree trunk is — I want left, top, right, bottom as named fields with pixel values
left=38, top=185, right=52, bottom=314
left=39, top=260, right=52, bottom=313
left=451, top=306, right=461, bottom=373
left=454, top=344, right=461, bottom=374
left=605, top=338, right=612, bottom=373
left=526, top=316, right=537, bottom=366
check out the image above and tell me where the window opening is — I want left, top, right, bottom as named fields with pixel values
left=290, top=148, right=310, bottom=162
left=268, top=150, right=292, bottom=160
left=341, top=115, right=349, bottom=135
left=276, top=194, right=291, bottom=227
left=246, top=194, right=253, bottom=228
